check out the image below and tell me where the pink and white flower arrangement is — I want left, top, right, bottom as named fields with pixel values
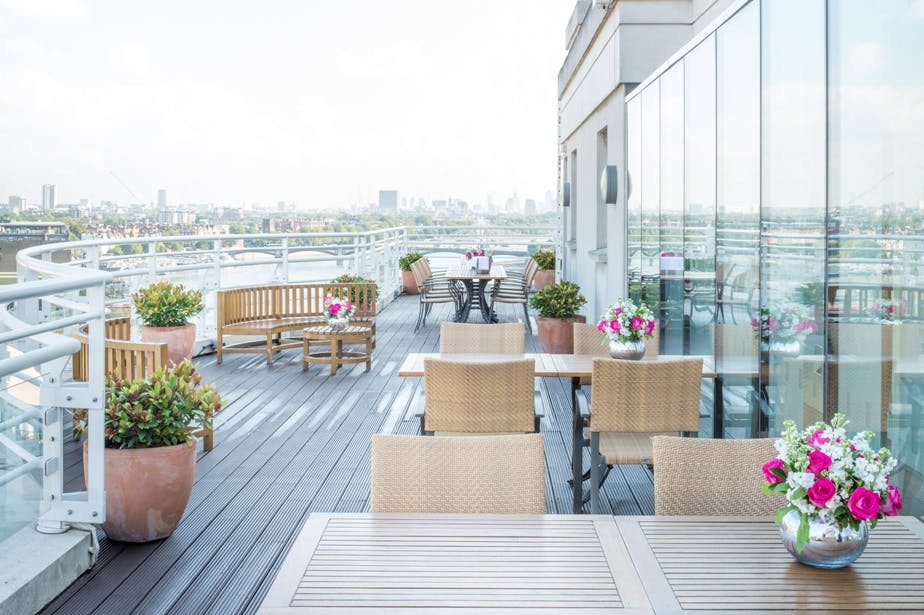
left=762, top=413, right=902, bottom=552
left=465, top=247, right=487, bottom=259
left=871, top=298, right=905, bottom=324
left=596, top=298, right=656, bottom=344
left=751, top=300, right=817, bottom=345
left=323, top=295, right=355, bottom=321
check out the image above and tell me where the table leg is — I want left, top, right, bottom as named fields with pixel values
left=571, top=377, right=583, bottom=514
left=302, top=336, right=310, bottom=371
left=329, top=338, right=338, bottom=375
left=713, top=376, right=724, bottom=438
left=365, top=336, right=372, bottom=372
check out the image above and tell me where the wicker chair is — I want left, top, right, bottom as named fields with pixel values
left=370, top=433, right=546, bottom=513
left=573, top=322, right=659, bottom=385
left=439, top=322, right=525, bottom=354
left=585, top=356, right=703, bottom=513
left=423, top=358, right=536, bottom=435
left=411, top=259, right=460, bottom=332
left=652, top=436, right=782, bottom=516
left=488, top=258, right=537, bottom=332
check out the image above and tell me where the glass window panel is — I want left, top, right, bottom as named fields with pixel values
left=760, top=0, right=826, bottom=434
left=627, top=97, right=642, bottom=303
left=640, top=82, right=661, bottom=322
left=716, top=1, right=760, bottom=438
left=659, top=63, right=685, bottom=355
left=829, top=0, right=924, bottom=517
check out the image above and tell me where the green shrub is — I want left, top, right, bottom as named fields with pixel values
left=529, top=280, right=587, bottom=319
left=132, top=280, right=204, bottom=327
left=330, top=274, right=379, bottom=305
left=74, top=360, right=223, bottom=449
left=531, top=249, right=556, bottom=271
left=398, top=252, right=424, bottom=272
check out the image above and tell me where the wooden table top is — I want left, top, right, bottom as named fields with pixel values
left=398, top=352, right=559, bottom=377
left=259, top=513, right=924, bottom=614
left=446, top=264, right=507, bottom=280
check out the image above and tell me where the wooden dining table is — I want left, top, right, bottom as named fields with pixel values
left=259, top=513, right=924, bottom=613
left=446, top=264, right=507, bottom=323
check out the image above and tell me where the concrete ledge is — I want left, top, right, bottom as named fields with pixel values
left=0, top=526, right=93, bottom=615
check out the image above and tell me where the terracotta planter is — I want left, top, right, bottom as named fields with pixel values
left=84, top=441, right=195, bottom=542
left=533, top=270, right=555, bottom=292
left=401, top=270, right=420, bottom=295
left=536, top=315, right=587, bottom=354
left=140, top=323, right=196, bottom=365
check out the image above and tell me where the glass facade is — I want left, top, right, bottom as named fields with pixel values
left=625, top=0, right=924, bottom=517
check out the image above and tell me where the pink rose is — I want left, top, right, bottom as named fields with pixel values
left=807, top=477, right=836, bottom=507
left=762, top=458, right=786, bottom=484
left=597, top=321, right=606, bottom=333
left=631, top=316, right=643, bottom=330
left=882, top=485, right=903, bottom=516
left=847, top=487, right=881, bottom=520
left=807, top=429, right=829, bottom=448
left=645, top=319, right=655, bottom=335
left=751, top=317, right=759, bottom=329
left=806, top=449, right=832, bottom=474
left=465, top=251, right=471, bottom=259
left=614, top=307, right=622, bottom=315
left=328, top=305, right=338, bottom=316
left=610, top=319, right=620, bottom=332
left=768, top=317, right=780, bottom=332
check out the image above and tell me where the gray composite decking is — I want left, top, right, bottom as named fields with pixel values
left=42, top=295, right=655, bottom=615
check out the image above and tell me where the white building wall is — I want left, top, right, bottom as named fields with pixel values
left=557, top=0, right=732, bottom=319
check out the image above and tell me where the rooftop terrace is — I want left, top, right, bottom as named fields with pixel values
left=41, top=295, right=656, bottom=615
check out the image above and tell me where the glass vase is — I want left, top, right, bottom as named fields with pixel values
left=779, top=509, right=869, bottom=569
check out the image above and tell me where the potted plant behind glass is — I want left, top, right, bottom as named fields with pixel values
left=398, top=252, right=424, bottom=294
left=76, top=360, right=223, bottom=542
left=529, top=280, right=587, bottom=353
left=133, top=280, right=204, bottom=365
left=531, top=249, right=556, bottom=291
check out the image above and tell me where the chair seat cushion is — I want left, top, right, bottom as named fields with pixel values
left=598, top=432, right=677, bottom=465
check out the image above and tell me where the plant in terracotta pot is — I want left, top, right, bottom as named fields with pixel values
left=529, top=280, right=587, bottom=353
left=132, top=280, right=204, bottom=365
left=398, top=252, right=425, bottom=295
left=531, top=249, right=556, bottom=291
left=76, top=360, right=223, bottom=542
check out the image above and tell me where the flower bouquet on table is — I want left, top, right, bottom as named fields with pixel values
left=596, top=298, right=656, bottom=360
left=323, top=294, right=355, bottom=330
left=871, top=298, right=905, bottom=324
left=762, top=413, right=902, bottom=568
left=464, top=248, right=486, bottom=260
left=751, top=300, right=817, bottom=354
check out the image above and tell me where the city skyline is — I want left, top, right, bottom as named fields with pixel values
left=0, top=0, right=574, bottom=210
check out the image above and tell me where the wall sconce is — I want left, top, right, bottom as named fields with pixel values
left=561, top=182, right=571, bottom=207
left=600, top=165, right=618, bottom=204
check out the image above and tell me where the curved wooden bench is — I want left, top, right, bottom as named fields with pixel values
left=72, top=317, right=214, bottom=450
left=216, top=283, right=377, bottom=365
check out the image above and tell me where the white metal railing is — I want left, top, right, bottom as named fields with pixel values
left=1, top=223, right=555, bottom=540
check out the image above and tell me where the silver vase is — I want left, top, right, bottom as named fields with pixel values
left=779, top=509, right=869, bottom=569
left=329, top=316, right=349, bottom=331
left=608, top=339, right=646, bottom=360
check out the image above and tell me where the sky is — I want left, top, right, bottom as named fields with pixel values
left=0, top=0, right=575, bottom=210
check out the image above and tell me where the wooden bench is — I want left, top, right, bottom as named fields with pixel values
left=72, top=317, right=214, bottom=450
left=216, top=283, right=377, bottom=365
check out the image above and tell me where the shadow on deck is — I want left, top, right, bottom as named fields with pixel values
left=43, top=295, right=654, bottom=615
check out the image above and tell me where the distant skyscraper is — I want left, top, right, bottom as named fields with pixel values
left=525, top=198, right=537, bottom=215
left=42, top=185, right=55, bottom=211
left=378, top=190, right=398, bottom=211
left=157, top=189, right=167, bottom=210
left=8, top=196, right=24, bottom=212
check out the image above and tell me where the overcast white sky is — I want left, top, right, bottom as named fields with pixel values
left=0, top=0, right=574, bottom=210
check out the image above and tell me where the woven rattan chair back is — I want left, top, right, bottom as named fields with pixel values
left=423, top=358, right=535, bottom=433
left=439, top=322, right=525, bottom=354
left=588, top=357, right=702, bottom=433
left=652, top=436, right=782, bottom=516
left=410, top=259, right=429, bottom=287
left=370, top=433, right=546, bottom=513
left=573, top=322, right=660, bottom=358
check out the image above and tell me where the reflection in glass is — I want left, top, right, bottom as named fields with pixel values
left=640, top=83, right=661, bottom=334
left=684, top=37, right=716, bottom=358
left=659, top=64, right=684, bottom=355
left=716, top=1, right=759, bottom=438
left=761, top=0, right=826, bottom=435
left=627, top=98, right=642, bottom=304
left=829, top=0, right=924, bottom=517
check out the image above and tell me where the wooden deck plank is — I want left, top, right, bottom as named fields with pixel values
left=42, top=295, right=656, bottom=615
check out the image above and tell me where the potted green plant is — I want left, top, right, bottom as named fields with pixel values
left=132, top=280, right=204, bottom=364
left=398, top=252, right=425, bottom=294
left=531, top=249, right=556, bottom=291
left=529, top=280, right=587, bottom=353
left=76, top=360, right=223, bottom=542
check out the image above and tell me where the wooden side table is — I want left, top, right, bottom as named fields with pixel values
left=302, top=324, right=373, bottom=375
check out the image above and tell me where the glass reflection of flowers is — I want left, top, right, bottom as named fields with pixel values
left=751, top=300, right=817, bottom=347
left=323, top=295, right=355, bottom=321
left=597, top=298, right=656, bottom=344
left=762, top=414, right=902, bottom=553
left=871, top=298, right=904, bottom=324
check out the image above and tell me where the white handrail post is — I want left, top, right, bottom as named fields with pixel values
left=280, top=236, right=290, bottom=283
